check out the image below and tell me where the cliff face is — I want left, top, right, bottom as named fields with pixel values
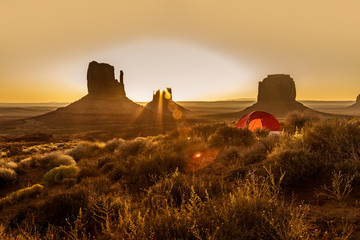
left=257, top=74, right=296, bottom=103
left=357, top=95, right=360, bottom=104
left=87, top=61, right=125, bottom=96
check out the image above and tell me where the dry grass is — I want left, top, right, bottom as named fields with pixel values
left=0, top=121, right=358, bottom=239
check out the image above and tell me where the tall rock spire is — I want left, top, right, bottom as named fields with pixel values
left=87, top=61, right=126, bottom=97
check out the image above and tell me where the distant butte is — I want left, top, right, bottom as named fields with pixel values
left=257, top=74, right=296, bottom=103
left=19, top=61, right=187, bottom=137
left=215, top=74, right=315, bottom=118
left=144, top=88, right=191, bottom=119
left=27, top=61, right=145, bottom=135
left=135, top=88, right=191, bottom=131
left=348, top=94, right=360, bottom=109
left=87, top=61, right=126, bottom=97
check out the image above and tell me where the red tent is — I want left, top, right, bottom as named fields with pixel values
left=236, top=111, right=282, bottom=131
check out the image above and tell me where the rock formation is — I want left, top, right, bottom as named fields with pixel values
left=29, top=61, right=146, bottom=135
left=258, top=74, right=296, bottom=103
left=25, top=61, right=185, bottom=137
left=135, top=88, right=191, bottom=132
left=87, top=61, right=125, bottom=96
left=145, top=88, right=190, bottom=119
left=216, top=74, right=314, bottom=118
left=348, top=94, right=360, bottom=109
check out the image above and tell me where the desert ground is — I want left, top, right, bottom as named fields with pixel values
left=0, top=100, right=356, bottom=121
left=0, top=100, right=360, bottom=239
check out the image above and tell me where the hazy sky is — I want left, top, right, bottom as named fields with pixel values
left=1, top=0, right=360, bottom=102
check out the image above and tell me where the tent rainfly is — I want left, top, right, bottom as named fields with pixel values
left=236, top=111, right=282, bottom=131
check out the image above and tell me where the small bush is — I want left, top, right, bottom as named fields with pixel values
left=218, top=146, right=242, bottom=165
left=266, top=134, right=320, bottom=188
left=67, top=141, right=104, bottom=161
left=77, top=167, right=100, bottom=181
left=0, top=167, right=17, bottom=187
left=43, top=165, right=79, bottom=184
left=303, top=119, right=360, bottom=166
left=241, top=135, right=280, bottom=166
left=52, top=154, right=76, bottom=167
left=117, top=137, right=147, bottom=158
left=38, top=153, right=76, bottom=170
left=253, top=127, right=270, bottom=138
left=241, top=142, right=268, bottom=165
left=209, top=126, right=254, bottom=147
left=18, top=157, right=37, bottom=170
left=4, top=161, right=18, bottom=170
left=0, top=184, right=44, bottom=207
left=284, top=110, right=319, bottom=133
left=145, top=170, right=221, bottom=208
left=37, top=187, right=89, bottom=228
left=190, top=123, right=226, bottom=141
left=104, top=138, right=125, bottom=153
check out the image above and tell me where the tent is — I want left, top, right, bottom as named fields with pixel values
left=236, top=111, right=282, bottom=131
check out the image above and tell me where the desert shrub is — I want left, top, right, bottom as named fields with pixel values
left=253, top=127, right=270, bottom=138
left=317, top=171, right=354, bottom=202
left=97, top=155, right=118, bottom=169
left=129, top=150, right=187, bottom=188
left=17, top=157, right=37, bottom=171
left=38, top=152, right=76, bottom=170
left=241, top=135, right=280, bottom=165
left=190, top=123, right=226, bottom=141
left=302, top=119, right=360, bottom=167
left=77, top=167, right=100, bottom=181
left=218, top=146, right=242, bottom=165
left=51, top=154, right=76, bottom=168
left=142, top=172, right=310, bottom=240
left=265, top=119, right=360, bottom=189
left=265, top=133, right=323, bottom=189
left=145, top=170, right=222, bottom=208
left=78, top=176, right=113, bottom=195
left=0, top=184, right=44, bottom=208
left=0, top=167, right=17, bottom=187
left=284, top=110, right=320, bottom=133
left=208, top=126, right=254, bottom=147
left=5, top=145, right=23, bottom=157
left=107, top=140, right=189, bottom=189
left=4, top=161, right=18, bottom=170
left=43, top=165, right=79, bottom=184
left=241, top=141, right=268, bottom=165
left=104, top=138, right=126, bottom=153
left=67, top=141, right=104, bottom=161
left=116, top=137, right=147, bottom=158
left=36, top=187, right=90, bottom=228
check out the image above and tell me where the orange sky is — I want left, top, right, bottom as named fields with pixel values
left=1, top=0, right=360, bottom=102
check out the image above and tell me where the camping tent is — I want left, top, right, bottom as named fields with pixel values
left=236, top=111, right=282, bottom=131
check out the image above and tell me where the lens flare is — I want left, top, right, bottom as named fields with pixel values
left=172, top=109, right=183, bottom=119
left=164, top=91, right=172, bottom=100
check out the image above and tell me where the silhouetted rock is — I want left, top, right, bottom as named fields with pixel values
left=145, top=88, right=191, bottom=118
left=87, top=61, right=126, bottom=96
left=25, top=61, right=152, bottom=136
left=258, top=74, right=296, bottom=103
left=135, top=88, right=191, bottom=133
left=214, top=74, right=315, bottom=118
left=348, top=94, right=360, bottom=109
